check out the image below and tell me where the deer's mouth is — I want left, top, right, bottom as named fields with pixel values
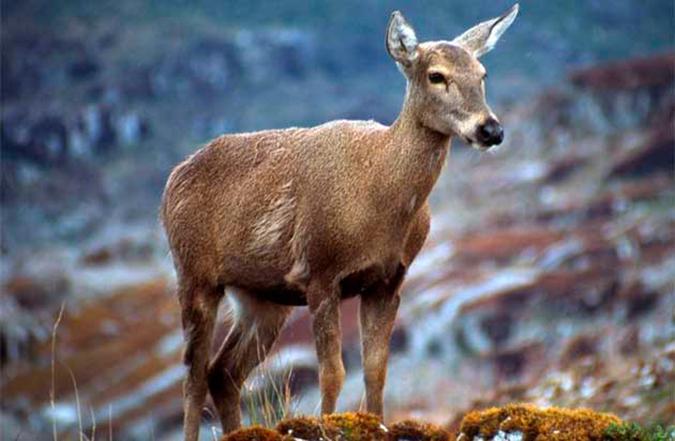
left=462, top=135, right=490, bottom=152
left=461, top=134, right=474, bottom=145
left=474, top=142, right=493, bottom=152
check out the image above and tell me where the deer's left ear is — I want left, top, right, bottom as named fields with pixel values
left=453, top=4, right=519, bottom=58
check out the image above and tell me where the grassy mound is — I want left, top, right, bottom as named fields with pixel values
left=222, top=426, right=289, bottom=441
left=457, top=403, right=621, bottom=440
left=224, top=411, right=450, bottom=441
left=222, top=406, right=673, bottom=441
left=456, top=403, right=674, bottom=441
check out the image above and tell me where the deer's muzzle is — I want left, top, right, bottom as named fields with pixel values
left=476, top=118, right=504, bottom=147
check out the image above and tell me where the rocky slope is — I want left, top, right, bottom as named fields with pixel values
left=1, top=52, right=673, bottom=440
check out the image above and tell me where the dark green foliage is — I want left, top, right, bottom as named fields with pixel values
left=604, top=422, right=675, bottom=441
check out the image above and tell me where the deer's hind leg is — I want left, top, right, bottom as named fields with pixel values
left=208, top=288, right=291, bottom=434
left=178, top=278, right=222, bottom=441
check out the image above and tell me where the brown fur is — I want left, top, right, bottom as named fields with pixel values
left=160, top=6, right=517, bottom=440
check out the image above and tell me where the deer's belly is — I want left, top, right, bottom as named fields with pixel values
left=237, top=261, right=397, bottom=307
left=247, top=283, right=308, bottom=306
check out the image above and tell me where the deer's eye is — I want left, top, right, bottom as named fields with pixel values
left=428, top=72, right=446, bottom=84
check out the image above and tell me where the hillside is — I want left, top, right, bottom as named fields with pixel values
left=1, top=2, right=674, bottom=439
left=2, top=0, right=674, bottom=250
left=2, top=51, right=673, bottom=439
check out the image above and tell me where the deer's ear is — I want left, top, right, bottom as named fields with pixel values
left=386, top=11, right=419, bottom=68
left=453, top=4, right=518, bottom=58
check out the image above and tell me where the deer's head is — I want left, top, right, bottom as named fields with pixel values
left=387, top=5, right=519, bottom=150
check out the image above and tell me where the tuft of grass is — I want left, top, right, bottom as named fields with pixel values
left=604, top=422, right=675, bottom=441
left=242, top=356, right=296, bottom=429
left=50, top=302, right=66, bottom=441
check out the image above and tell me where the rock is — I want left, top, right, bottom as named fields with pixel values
left=616, top=281, right=660, bottom=320
left=478, top=312, right=513, bottom=348
left=617, top=326, right=640, bottom=356
left=0, top=296, right=44, bottom=364
left=68, top=55, right=100, bottom=80
left=608, top=126, right=675, bottom=179
left=2, top=112, right=69, bottom=164
left=1, top=103, right=127, bottom=168
left=559, top=334, right=600, bottom=369
left=1, top=35, right=49, bottom=100
left=119, top=66, right=155, bottom=98
left=3, top=275, right=69, bottom=310
left=532, top=53, right=675, bottom=137
left=151, top=38, right=239, bottom=98
left=77, top=104, right=116, bottom=153
left=114, top=111, right=150, bottom=146
left=453, top=226, right=564, bottom=265
left=80, top=236, right=154, bottom=266
left=543, top=155, right=586, bottom=184
left=0, top=261, right=71, bottom=363
left=390, top=325, right=409, bottom=353
left=570, top=53, right=675, bottom=91
left=488, top=342, right=545, bottom=382
left=533, top=89, right=576, bottom=133
left=234, top=28, right=316, bottom=84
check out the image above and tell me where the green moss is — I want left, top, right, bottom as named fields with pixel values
left=604, top=422, right=675, bottom=441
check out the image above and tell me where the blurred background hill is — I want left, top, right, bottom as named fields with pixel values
left=1, top=1, right=674, bottom=440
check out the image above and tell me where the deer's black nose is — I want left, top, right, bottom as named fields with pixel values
left=476, top=119, right=503, bottom=146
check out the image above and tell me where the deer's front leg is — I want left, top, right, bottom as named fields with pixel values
left=359, top=277, right=402, bottom=417
left=308, top=281, right=345, bottom=414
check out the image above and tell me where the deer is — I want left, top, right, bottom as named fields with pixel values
left=160, top=4, right=518, bottom=440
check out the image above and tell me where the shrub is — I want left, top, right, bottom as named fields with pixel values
left=603, top=422, right=675, bottom=441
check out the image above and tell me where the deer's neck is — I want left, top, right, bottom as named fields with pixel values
left=379, top=99, right=451, bottom=216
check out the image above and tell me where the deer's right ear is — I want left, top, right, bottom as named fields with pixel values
left=386, top=11, right=419, bottom=69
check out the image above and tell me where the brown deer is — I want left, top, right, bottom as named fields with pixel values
left=161, top=4, right=518, bottom=439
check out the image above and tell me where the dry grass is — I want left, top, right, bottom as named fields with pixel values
left=242, top=355, right=297, bottom=429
